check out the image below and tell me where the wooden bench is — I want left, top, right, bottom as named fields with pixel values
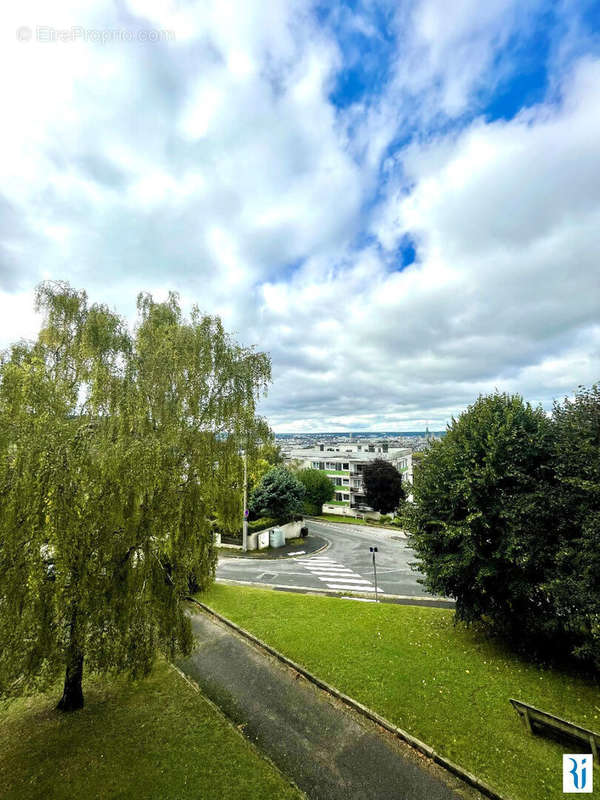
left=510, top=699, right=599, bottom=760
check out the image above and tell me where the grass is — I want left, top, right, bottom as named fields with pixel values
left=0, top=659, right=301, bottom=800
left=217, top=546, right=270, bottom=558
left=317, top=513, right=404, bottom=531
left=198, top=584, right=600, bottom=800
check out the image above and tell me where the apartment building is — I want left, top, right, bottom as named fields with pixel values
left=285, top=441, right=412, bottom=515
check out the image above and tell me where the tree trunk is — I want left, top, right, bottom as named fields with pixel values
left=57, top=649, right=84, bottom=711
left=57, top=614, right=85, bottom=711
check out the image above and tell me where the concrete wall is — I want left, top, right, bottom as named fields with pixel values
left=281, top=520, right=303, bottom=540
left=246, top=519, right=304, bottom=550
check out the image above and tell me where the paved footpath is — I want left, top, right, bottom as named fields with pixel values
left=177, top=609, right=483, bottom=800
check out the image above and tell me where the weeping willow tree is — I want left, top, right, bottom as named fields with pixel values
left=0, top=282, right=270, bottom=710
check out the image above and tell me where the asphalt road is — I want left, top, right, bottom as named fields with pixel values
left=217, top=519, right=444, bottom=601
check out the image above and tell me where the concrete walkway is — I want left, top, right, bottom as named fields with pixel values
left=177, top=609, right=483, bottom=800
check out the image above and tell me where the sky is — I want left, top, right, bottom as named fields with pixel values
left=1, top=1, right=599, bottom=432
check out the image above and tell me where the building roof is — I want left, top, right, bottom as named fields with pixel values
left=286, top=447, right=411, bottom=462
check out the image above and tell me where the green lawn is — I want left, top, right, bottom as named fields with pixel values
left=0, top=659, right=301, bottom=800
left=198, top=584, right=600, bottom=800
left=317, top=513, right=404, bottom=531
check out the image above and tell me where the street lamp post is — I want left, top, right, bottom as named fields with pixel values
left=370, top=546, right=379, bottom=602
left=242, top=450, right=248, bottom=552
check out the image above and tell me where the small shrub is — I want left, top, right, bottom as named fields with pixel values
left=247, top=517, right=277, bottom=533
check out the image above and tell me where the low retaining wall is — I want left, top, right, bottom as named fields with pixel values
left=247, top=520, right=304, bottom=551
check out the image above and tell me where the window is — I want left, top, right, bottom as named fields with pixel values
left=319, top=461, right=325, bottom=470
left=343, top=463, right=349, bottom=470
left=336, top=463, right=342, bottom=471
left=335, top=478, right=342, bottom=486
left=343, top=494, right=349, bottom=500
left=335, top=492, right=344, bottom=502
left=342, top=479, right=349, bottom=485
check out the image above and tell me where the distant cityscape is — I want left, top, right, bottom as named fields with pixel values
left=275, top=430, right=445, bottom=453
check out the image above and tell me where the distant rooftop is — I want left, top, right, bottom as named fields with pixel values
left=286, top=446, right=411, bottom=460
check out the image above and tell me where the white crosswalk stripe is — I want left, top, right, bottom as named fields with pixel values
left=303, top=568, right=354, bottom=573
left=296, top=557, right=375, bottom=590
left=302, top=566, right=354, bottom=574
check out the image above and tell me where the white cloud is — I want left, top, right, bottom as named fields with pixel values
left=258, top=58, right=600, bottom=429
left=0, top=0, right=598, bottom=430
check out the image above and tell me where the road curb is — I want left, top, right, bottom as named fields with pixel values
left=168, top=662, right=309, bottom=799
left=218, top=536, right=331, bottom=561
left=214, top=578, right=455, bottom=608
left=188, top=598, right=504, bottom=800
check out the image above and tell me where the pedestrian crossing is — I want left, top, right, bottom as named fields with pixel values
left=295, top=556, right=375, bottom=592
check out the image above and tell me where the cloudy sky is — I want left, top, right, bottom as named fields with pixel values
left=1, top=1, right=599, bottom=431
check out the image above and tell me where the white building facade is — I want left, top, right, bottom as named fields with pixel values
left=285, top=441, right=412, bottom=517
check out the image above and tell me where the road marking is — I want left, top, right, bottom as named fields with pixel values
left=304, top=569, right=356, bottom=575
left=289, top=550, right=305, bottom=555
left=300, top=558, right=372, bottom=585
left=304, top=567, right=354, bottom=574
left=296, top=556, right=376, bottom=593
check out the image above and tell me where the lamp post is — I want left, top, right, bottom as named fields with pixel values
left=242, top=450, right=248, bottom=552
left=369, top=546, right=379, bottom=602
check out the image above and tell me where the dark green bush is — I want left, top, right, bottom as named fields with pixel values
left=249, top=467, right=305, bottom=523
left=404, top=393, right=556, bottom=642
left=404, top=386, right=600, bottom=670
left=247, top=517, right=277, bottom=533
